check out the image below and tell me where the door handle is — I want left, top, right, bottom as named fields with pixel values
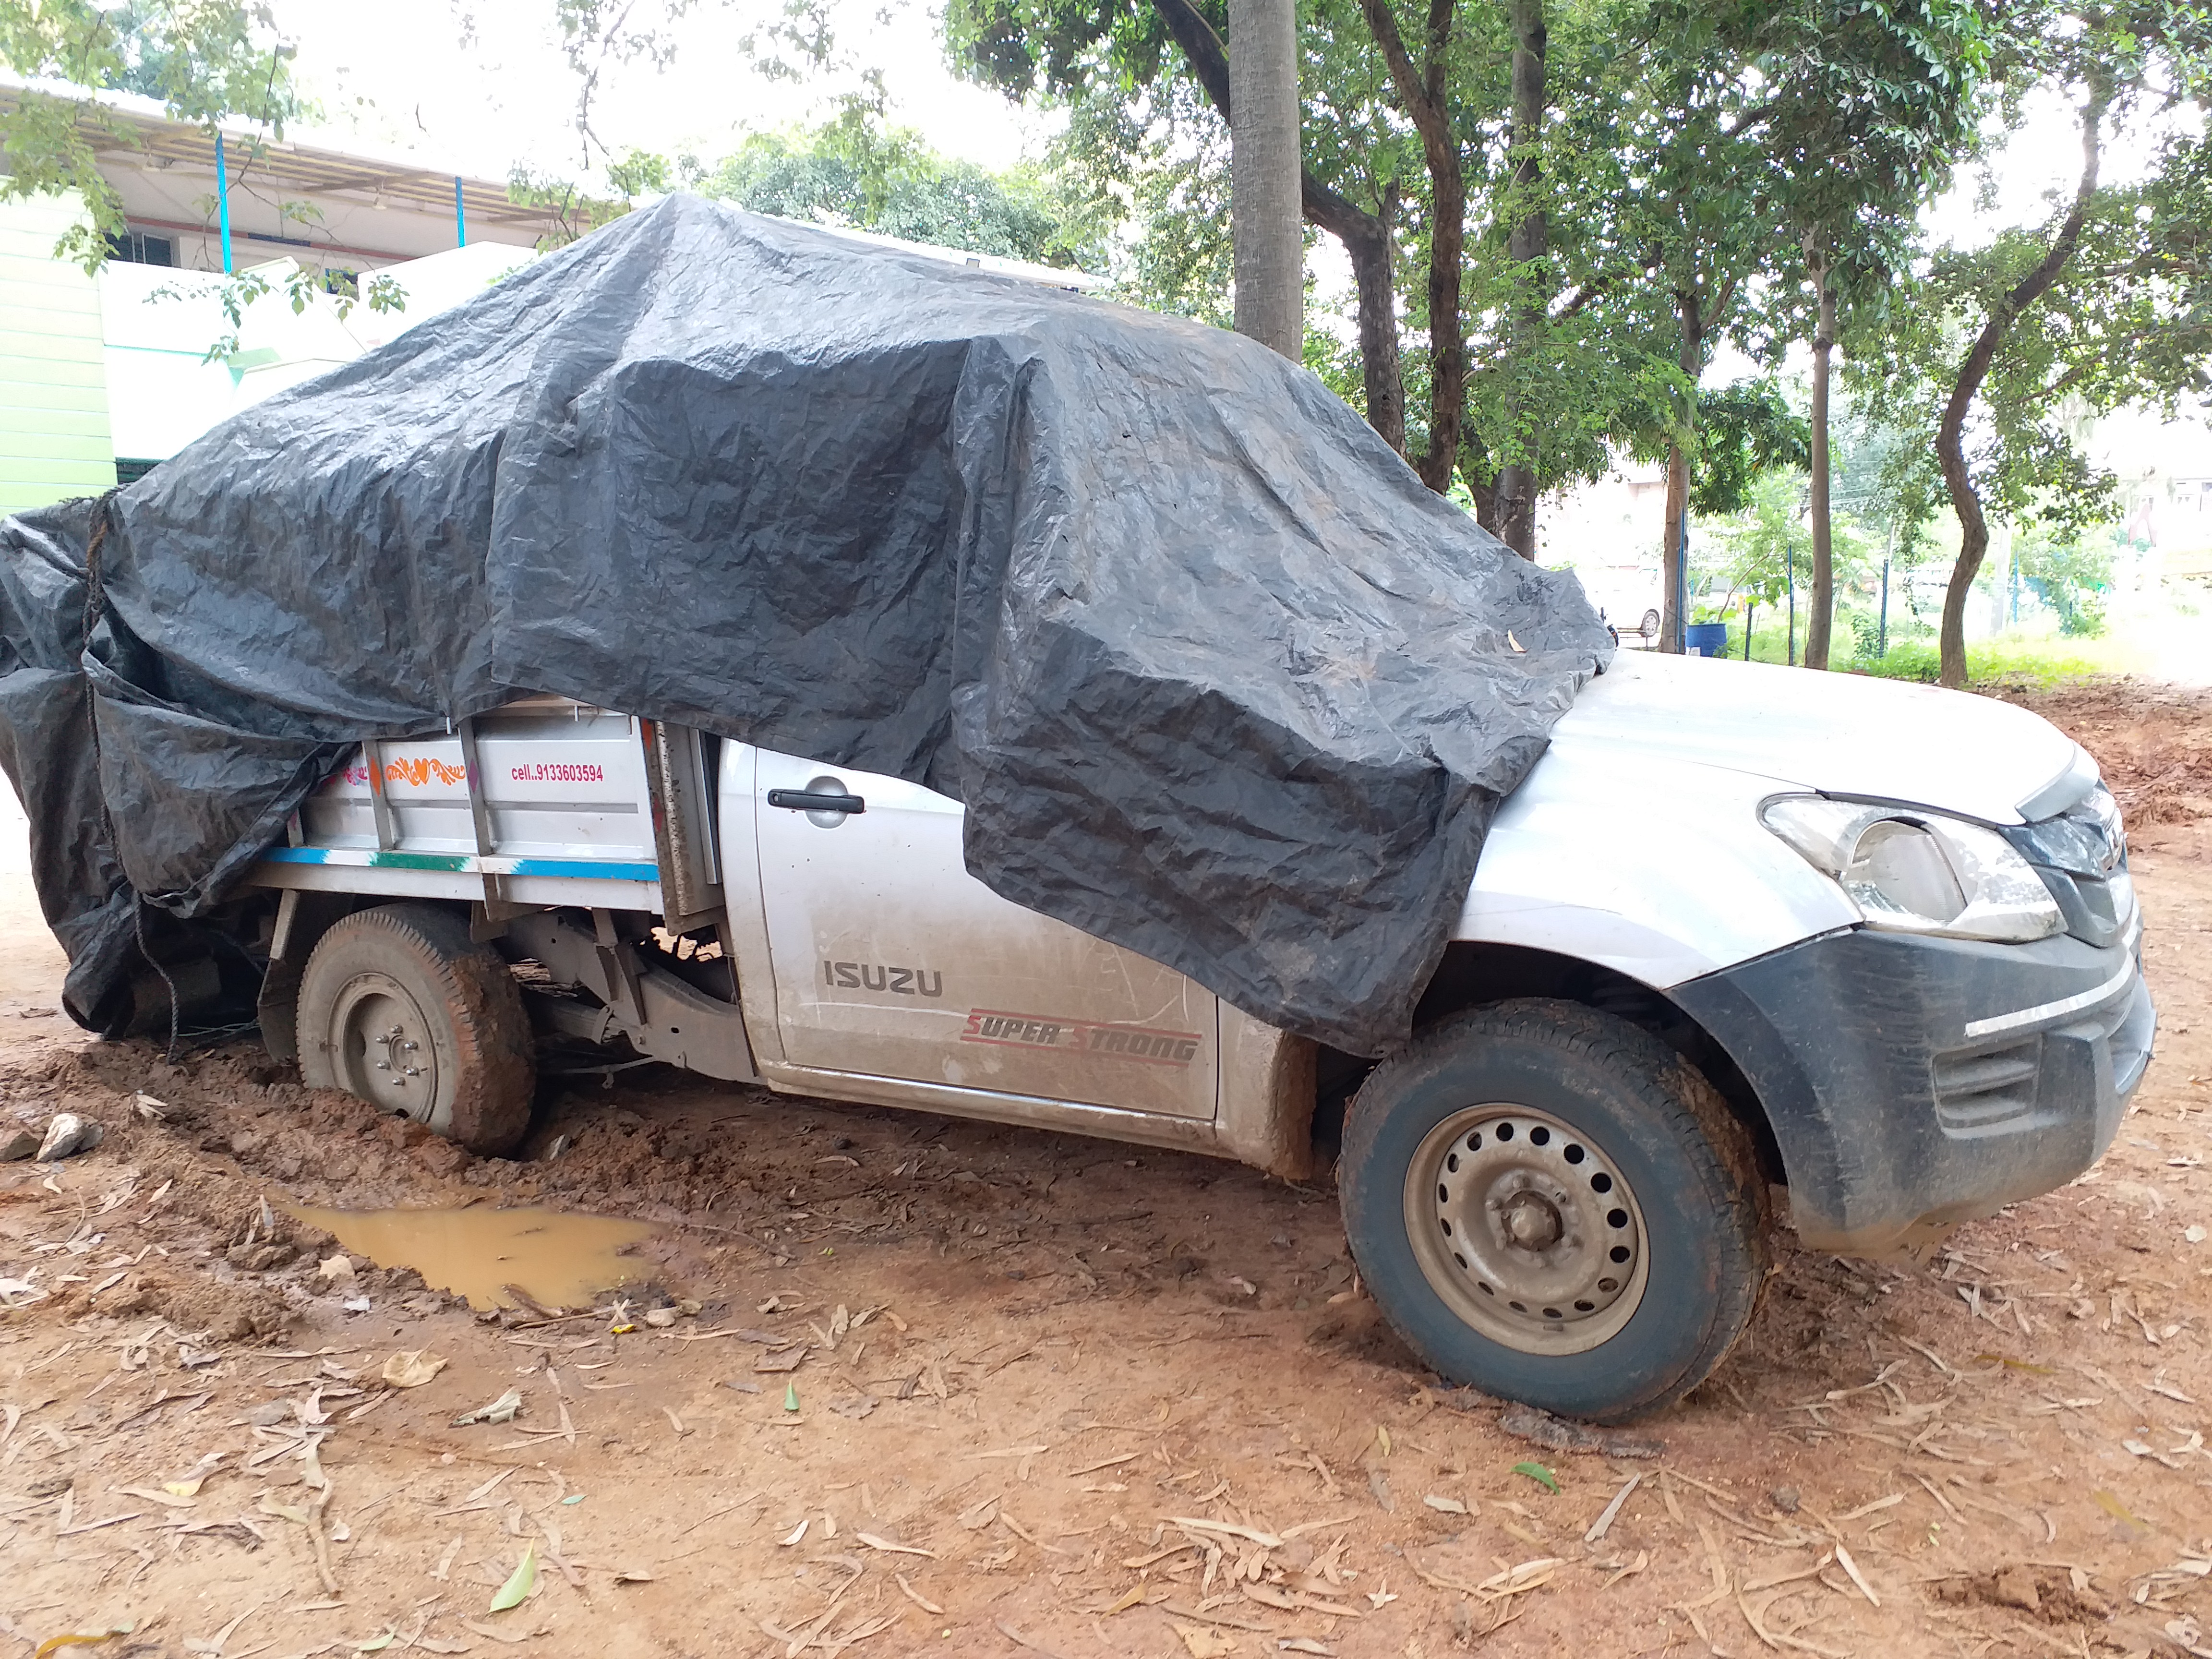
left=767, top=788, right=866, bottom=815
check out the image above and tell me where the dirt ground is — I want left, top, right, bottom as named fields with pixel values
left=3, top=681, right=2211, bottom=1659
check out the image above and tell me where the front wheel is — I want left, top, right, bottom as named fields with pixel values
left=1339, top=1000, right=1767, bottom=1422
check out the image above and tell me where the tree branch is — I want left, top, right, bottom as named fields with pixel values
left=1355, top=0, right=1465, bottom=489
left=1937, top=86, right=2107, bottom=686
left=1147, top=0, right=1405, bottom=449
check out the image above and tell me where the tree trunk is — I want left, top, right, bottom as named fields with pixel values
left=1937, top=93, right=2105, bottom=689
left=1804, top=242, right=1835, bottom=671
left=1333, top=182, right=1406, bottom=452
left=1227, top=0, right=1303, bottom=358
left=1659, top=289, right=1703, bottom=654
left=1358, top=0, right=1464, bottom=494
left=1458, top=431, right=1499, bottom=530
left=1661, top=443, right=1687, bottom=655
left=1492, top=0, right=1547, bottom=557
left=1149, top=0, right=1403, bottom=448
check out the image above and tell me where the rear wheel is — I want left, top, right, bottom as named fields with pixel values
left=1339, top=999, right=1767, bottom=1422
left=296, top=904, right=535, bottom=1155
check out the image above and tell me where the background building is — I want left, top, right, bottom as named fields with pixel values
left=0, top=76, right=562, bottom=513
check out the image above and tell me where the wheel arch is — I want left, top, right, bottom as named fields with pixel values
left=1312, top=941, right=1788, bottom=1193
left=258, top=890, right=379, bottom=1066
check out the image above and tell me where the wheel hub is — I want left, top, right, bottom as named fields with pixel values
left=331, top=976, right=440, bottom=1123
left=1500, top=1190, right=1563, bottom=1250
left=1403, top=1104, right=1648, bottom=1357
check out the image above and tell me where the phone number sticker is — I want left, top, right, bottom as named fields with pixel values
left=509, top=761, right=607, bottom=783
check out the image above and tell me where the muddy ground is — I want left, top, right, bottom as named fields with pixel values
left=3, top=681, right=2210, bottom=1659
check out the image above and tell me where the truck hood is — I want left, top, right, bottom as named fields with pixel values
left=1551, top=652, right=2091, bottom=824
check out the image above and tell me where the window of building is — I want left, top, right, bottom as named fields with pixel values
left=105, top=229, right=174, bottom=267
left=115, top=459, right=161, bottom=487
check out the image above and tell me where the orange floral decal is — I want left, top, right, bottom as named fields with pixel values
left=385, top=757, right=468, bottom=789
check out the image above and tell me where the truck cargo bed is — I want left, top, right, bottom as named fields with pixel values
left=252, top=698, right=720, bottom=918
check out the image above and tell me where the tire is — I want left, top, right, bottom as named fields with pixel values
left=1339, top=999, right=1767, bottom=1422
left=296, top=903, right=536, bottom=1155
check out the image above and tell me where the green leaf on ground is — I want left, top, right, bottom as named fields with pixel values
left=489, top=1543, right=537, bottom=1612
left=1512, top=1461, right=1560, bottom=1493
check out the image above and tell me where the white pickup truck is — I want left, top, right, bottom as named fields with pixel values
left=246, top=650, right=2151, bottom=1420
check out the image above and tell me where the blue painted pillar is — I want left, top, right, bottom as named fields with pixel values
left=455, top=176, right=467, bottom=247
left=215, top=131, right=234, bottom=273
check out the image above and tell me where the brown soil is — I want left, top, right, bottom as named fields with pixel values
left=2, top=685, right=2209, bottom=1659
left=1991, top=677, right=2212, bottom=827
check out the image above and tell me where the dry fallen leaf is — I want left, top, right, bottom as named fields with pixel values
left=893, top=1573, right=943, bottom=1615
left=164, top=1452, right=226, bottom=1497
left=856, top=1531, right=937, bottom=1558
left=1834, top=1542, right=1881, bottom=1608
left=381, top=1351, right=448, bottom=1389
left=452, top=1388, right=523, bottom=1427
left=458, top=1617, right=539, bottom=1645
left=1172, top=1624, right=1237, bottom=1658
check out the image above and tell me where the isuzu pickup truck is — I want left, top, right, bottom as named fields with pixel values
left=244, top=649, right=2150, bottom=1421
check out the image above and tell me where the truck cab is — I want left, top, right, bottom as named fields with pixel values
left=248, top=649, right=2151, bottom=1421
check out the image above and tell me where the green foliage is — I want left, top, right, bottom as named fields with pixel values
left=502, top=143, right=685, bottom=249
left=151, top=262, right=406, bottom=362
left=1714, top=470, right=1816, bottom=609
left=1848, top=611, right=1885, bottom=658
left=1845, top=2, right=2212, bottom=679
left=1829, top=397, right=1944, bottom=572
left=505, top=166, right=621, bottom=248
left=0, top=0, right=304, bottom=269
left=703, top=111, right=1104, bottom=271
left=1689, top=382, right=1812, bottom=518
left=2013, top=524, right=2116, bottom=637
left=1743, top=0, right=1989, bottom=339
left=606, top=149, right=672, bottom=199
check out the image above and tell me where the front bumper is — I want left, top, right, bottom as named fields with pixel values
left=1671, top=915, right=2152, bottom=1258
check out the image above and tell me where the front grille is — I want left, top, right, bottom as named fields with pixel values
left=2004, top=784, right=2132, bottom=948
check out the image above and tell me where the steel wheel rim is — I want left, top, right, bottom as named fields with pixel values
left=331, top=972, right=441, bottom=1126
left=1402, top=1102, right=1649, bottom=1357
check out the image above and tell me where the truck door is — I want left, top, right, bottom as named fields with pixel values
left=752, top=747, right=1218, bottom=1119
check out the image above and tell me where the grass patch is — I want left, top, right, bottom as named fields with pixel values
left=1707, top=617, right=2139, bottom=685
left=1844, top=637, right=2129, bottom=687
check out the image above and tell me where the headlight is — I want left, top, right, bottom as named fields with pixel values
left=1761, top=795, right=2063, bottom=943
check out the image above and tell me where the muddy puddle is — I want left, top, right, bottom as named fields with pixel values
left=291, top=1204, right=658, bottom=1311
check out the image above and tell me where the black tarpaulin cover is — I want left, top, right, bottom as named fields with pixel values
left=0, top=195, right=1611, bottom=1055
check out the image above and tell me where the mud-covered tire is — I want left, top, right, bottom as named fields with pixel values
left=1339, top=999, right=1767, bottom=1422
left=296, top=903, right=535, bottom=1155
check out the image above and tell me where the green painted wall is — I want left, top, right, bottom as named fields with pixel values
left=0, top=193, right=117, bottom=514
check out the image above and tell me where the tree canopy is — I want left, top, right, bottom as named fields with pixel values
left=0, top=0, right=303, bottom=268
left=7, top=0, right=2208, bottom=683
left=702, top=114, right=1103, bottom=268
